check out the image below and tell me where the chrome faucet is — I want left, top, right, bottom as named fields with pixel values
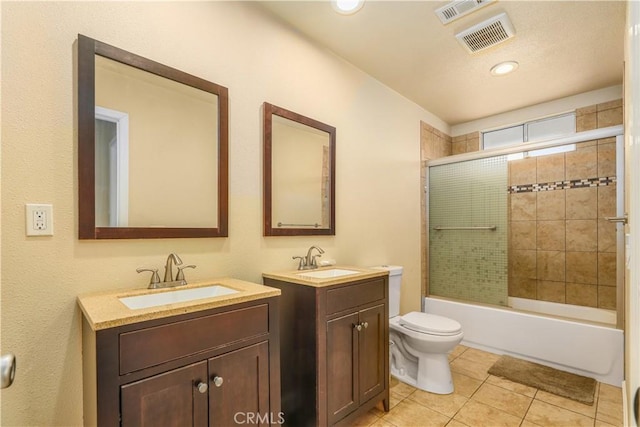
left=137, top=253, right=195, bottom=289
left=163, top=253, right=183, bottom=282
left=294, top=245, right=324, bottom=270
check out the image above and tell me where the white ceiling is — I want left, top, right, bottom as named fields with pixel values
left=257, top=1, right=626, bottom=125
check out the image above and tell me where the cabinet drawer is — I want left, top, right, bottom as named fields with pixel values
left=120, top=304, right=269, bottom=375
left=326, top=278, right=385, bottom=315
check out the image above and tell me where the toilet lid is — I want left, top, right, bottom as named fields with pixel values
left=399, top=312, right=462, bottom=336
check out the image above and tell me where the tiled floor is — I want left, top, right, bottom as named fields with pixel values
left=352, top=345, right=624, bottom=427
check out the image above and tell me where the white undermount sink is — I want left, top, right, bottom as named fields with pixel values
left=296, top=268, right=361, bottom=279
left=119, top=285, right=239, bottom=310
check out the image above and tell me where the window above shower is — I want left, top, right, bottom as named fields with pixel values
left=482, top=112, right=577, bottom=159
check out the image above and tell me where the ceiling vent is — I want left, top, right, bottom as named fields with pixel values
left=455, top=12, right=515, bottom=54
left=434, top=0, right=495, bottom=25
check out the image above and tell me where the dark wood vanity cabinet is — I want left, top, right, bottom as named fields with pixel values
left=82, top=297, right=280, bottom=426
left=263, top=275, right=389, bottom=426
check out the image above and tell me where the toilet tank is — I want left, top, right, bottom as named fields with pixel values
left=371, top=265, right=403, bottom=318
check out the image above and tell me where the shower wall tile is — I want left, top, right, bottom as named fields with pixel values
left=598, top=286, right=616, bottom=309
left=466, top=136, right=480, bottom=152
left=598, top=220, right=617, bottom=253
left=598, top=252, right=617, bottom=286
left=597, top=107, right=623, bottom=128
left=577, top=105, right=597, bottom=115
left=509, top=277, right=537, bottom=299
left=536, top=221, right=565, bottom=251
left=452, top=141, right=466, bottom=155
left=536, top=191, right=565, bottom=220
left=566, top=145, right=598, bottom=180
left=421, top=121, right=451, bottom=160
left=452, top=135, right=466, bottom=143
left=511, top=250, right=537, bottom=279
left=537, top=251, right=565, bottom=282
left=565, top=187, right=597, bottom=219
left=536, top=153, right=565, bottom=183
left=511, top=193, right=536, bottom=220
left=449, top=132, right=481, bottom=155
left=598, top=143, right=616, bottom=177
left=598, top=136, right=616, bottom=145
left=597, top=185, right=616, bottom=218
left=576, top=112, right=597, bottom=132
left=566, top=220, right=597, bottom=251
left=597, top=99, right=623, bottom=111
left=566, top=251, right=597, bottom=284
left=509, top=158, right=537, bottom=185
left=510, top=221, right=536, bottom=250
left=566, top=283, right=598, bottom=307
left=537, top=280, right=566, bottom=303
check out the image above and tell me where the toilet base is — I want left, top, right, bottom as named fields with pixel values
left=416, top=353, right=454, bottom=394
left=390, top=347, right=454, bottom=395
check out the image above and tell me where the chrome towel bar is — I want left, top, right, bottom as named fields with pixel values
left=277, top=222, right=321, bottom=228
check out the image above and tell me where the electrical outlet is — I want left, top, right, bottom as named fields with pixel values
left=26, top=204, right=53, bottom=236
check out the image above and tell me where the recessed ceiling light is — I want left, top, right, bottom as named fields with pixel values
left=490, top=61, right=519, bottom=76
left=332, top=0, right=365, bottom=15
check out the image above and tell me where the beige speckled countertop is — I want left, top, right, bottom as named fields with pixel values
left=78, top=278, right=281, bottom=331
left=262, top=266, right=388, bottom=288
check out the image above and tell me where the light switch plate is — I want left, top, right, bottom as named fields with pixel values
left=26, top=204, right=53, bottom=236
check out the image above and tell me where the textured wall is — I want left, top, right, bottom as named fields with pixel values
left=1, top=3, right=447, bottom=424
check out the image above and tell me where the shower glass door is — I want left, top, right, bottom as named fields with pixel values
left=428, top=156, right=509, bottom=306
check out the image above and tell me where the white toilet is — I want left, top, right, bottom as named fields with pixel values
left=375, top=265, right=464, bottom=395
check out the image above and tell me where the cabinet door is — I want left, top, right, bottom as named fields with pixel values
left=121, top=361, right=208, bottom=427
left=359, top=304, right=385, bottom=404
left=326, top=312, right=359, bottom=424
left=209, top=341, right=270, bottom=426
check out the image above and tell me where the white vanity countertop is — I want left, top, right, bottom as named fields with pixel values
left=77, top=278, right=281, bottom=331
left=262, top=266, right=388, bottom=288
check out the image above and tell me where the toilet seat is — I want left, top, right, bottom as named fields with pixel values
left=399, top=312, right=462, bottom=336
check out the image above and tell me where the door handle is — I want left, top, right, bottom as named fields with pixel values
left=604, top=215, right=628, bottom=224
left=1, top=354, right=16, bottom=389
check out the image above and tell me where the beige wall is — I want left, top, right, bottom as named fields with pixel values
left=0, top=2, right=448, bottom=424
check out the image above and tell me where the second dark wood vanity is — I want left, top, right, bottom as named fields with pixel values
left=263, top=268, right=389, bottom=426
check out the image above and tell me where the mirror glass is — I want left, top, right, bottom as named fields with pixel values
left=263, top=103, right=335, bottom=236
left=78, top=35, right=228, bottom=239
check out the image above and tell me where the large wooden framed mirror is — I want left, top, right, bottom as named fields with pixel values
left=263, top=103, right=336, bottom=236
left=77, top=34, right=228, bottom=239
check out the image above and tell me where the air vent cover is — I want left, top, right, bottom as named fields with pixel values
left=455, top=12, right=515, bottom=53
left=435, top=0, right=495, bottom=25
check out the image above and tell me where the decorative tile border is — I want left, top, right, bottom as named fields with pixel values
left=508, top=176, right=616, bottom=194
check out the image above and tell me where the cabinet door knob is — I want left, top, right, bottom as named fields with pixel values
left=196, top=381, right=208, bottom=394
left=213, top=376, right=224, bottom=387
left=354, top=324, right=362, bottom=331
left=363, top=321, right=369, bottom=329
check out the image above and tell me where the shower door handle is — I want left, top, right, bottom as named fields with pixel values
left=605, top=215, right=628, bottom=224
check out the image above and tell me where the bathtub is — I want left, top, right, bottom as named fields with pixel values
left=424, top=297, right=624, bottom=386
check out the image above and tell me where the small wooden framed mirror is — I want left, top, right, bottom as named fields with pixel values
left=263, top=103, right=336, bottom=236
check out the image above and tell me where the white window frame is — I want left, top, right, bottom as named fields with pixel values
left=482, top=112, right=576, bottom=153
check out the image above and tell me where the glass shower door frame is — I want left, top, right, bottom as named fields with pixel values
left=424, top=125, right=625, bottom=328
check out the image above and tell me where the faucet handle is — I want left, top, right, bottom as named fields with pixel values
left=136, top=268, right=161, bottom=288
left=292, top=256, right=305, bottom=270
left=176, top=265, right=196, bottom=282
left=311, top=254, right=322, bottom=267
